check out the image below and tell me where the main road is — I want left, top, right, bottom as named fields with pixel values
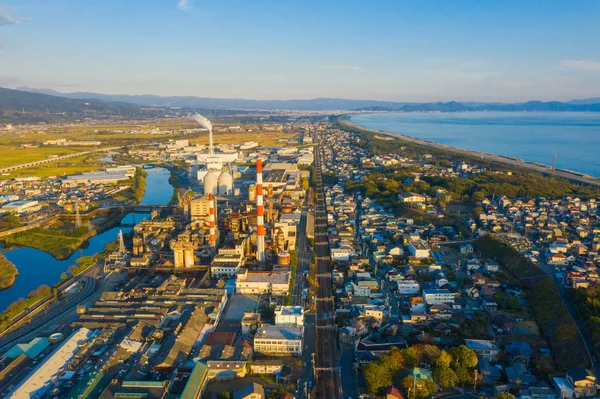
left=312, top=134, right=342, bottom=399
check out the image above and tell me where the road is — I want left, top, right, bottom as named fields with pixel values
left=299, top=314, right=316, bottom=399
left=291, top=196, right=317, bottom=399
left=312, top=136, right=342, bottom=399
left=537, top=258, right=600, bottom=374
left=0, top=146, right=121, bottom=173
left=340, top=347, right=359, bottom=399
left=291, top=198, right=311, bottom=306
left=0, top=261, right=105, bottom=351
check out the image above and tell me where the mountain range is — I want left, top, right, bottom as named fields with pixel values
left=3, top=86, right=600, bottom=115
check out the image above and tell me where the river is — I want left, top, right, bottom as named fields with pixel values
left=0, top=167, right=174, bottom=312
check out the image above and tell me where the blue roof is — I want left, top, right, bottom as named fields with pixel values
left=4, top=337, right=50, bottom=359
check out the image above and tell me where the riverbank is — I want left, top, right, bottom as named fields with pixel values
left=339, top=116, right=600, bottom=188
left=0, top=254, right=18, bottom=290
left=3, top=227, right=94, bottom=260
left=0, top=167, right=173, bottom=312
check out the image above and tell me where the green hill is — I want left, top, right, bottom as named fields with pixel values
left=0, top=87, right=158, bottom=124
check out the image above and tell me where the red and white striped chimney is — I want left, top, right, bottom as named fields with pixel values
left=256, top=159, right=265, bottom=262
left=208, top=193, right=216, bottom=254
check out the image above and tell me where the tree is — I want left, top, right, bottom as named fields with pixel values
left=420, top=344, right=440, bottom=363
left=402, top=377, right=436, bottom=399
left=301, top=177, right=310, bottom=191
left=364, top=361, right=392, bottom=393
left=60, top=272, right=69, bottom=280
left=434, top=366, right=458, bottom=389
left=453, top=365, right=473, bottom=385
left=380, top=347, right=404, bottom=372
left=496, top=393, right=514, bottom=399
left=434, top=350, right=453, bottom=368
left=402, top=346, right=422, bottom=368
left=219, top=392, right=231, bottom=399
left=451, top=345, right=478, bottom=368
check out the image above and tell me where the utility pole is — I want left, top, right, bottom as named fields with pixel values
left=474, top=369, right=478, bottom=391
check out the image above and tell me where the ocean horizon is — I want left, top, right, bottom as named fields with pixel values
left=351, top=111, right=600, bottom=178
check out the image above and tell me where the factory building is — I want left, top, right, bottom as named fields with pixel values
left=235, top=269, right=290, bottom=295
left=7, top=328, right=94, bottom=399
left=0, top=200, right=42, bottom=215
left=253, top=326, right=303, bottom=356
left=275, top=306, right=304, bottom=327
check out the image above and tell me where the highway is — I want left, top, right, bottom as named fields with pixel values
left=0, top=146, right=121, bottom=173
left=312, top=134, right=342, bottom=399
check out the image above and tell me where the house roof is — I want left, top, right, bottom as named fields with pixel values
left=234, top=382, right=265, bottom=399
left=410, top=367, right=433, bottom=381
left=385, top=386, right=404, bottom=399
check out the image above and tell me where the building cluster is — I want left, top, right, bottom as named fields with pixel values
left=43, top=138, right=102, bottom=146
left=316, top=126, right=600, bottom=399
left=0, top=168, right=136, bottom=220
left=476, top=196, right=600, bottom=288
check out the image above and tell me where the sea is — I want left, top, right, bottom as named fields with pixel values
left=351, top=112, right=600, bottom=177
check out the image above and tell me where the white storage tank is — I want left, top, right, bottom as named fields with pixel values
left=203, top=171, right=219, bottom=195
left=218, top=171, right=233, bottom=195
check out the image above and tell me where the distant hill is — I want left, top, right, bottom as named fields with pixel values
left=568, top=98, right=600, bottom=105
left=10, top=86, right=600, bottom=112
left=0, top=87, right=161, bottom=123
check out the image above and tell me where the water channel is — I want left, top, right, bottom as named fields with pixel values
left=0, top=167, right=174, bottom=312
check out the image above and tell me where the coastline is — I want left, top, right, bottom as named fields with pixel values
left=340, top=116, right=600, bottom=189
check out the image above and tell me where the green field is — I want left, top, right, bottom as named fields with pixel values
left=4, top=228, right=92, bottom=260
left=0, top=145, right=87, bottom=169
left=0, top=154, right=107, bottom=180
left=0, top=254, right=18, bottom=290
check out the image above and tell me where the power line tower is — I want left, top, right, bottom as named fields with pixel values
left=552, top=154, right=557, bottom=179
left=75, top=200, right=81, bottom=228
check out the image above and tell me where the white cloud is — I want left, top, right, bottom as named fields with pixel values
left=0, top=10, right=30, bottom=26
left=560, top=59, right=600, bottom=71
left=325, top=65, right=365, bottom=71
left=176, top=0, right=193, bottom=11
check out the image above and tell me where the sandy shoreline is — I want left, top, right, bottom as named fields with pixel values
left=339, top=117, right=600, bottom=189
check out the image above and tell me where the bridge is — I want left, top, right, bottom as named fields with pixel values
left=0, top=146, right=121, bottom=173
left=107, top=204, right=177, bottom=212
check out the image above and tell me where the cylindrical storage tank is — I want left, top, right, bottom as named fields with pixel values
left=277, top=252, right=291, bottom=266
left=49, top=333, right=64, bottom=343
left=280, top=205, right=293, bottom=214
left=203, top=172, right=219, bottom=195
left=248, top=184, right=256, bottom=202
left=218, top=171, right=233, bottom=195
left=184, top=244, right=195, bottom=268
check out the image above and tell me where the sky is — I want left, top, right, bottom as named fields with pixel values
left=1, top=0, right=600, bottom=102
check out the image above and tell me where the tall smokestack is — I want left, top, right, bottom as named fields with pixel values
left=192, top=113, right=214, bottom=155
left=256, top=159, right=265, bottom=262
left=209, top=193, right=217, bottom=254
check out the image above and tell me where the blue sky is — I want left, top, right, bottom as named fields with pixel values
left=1, top=0, right=599, bottom=101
